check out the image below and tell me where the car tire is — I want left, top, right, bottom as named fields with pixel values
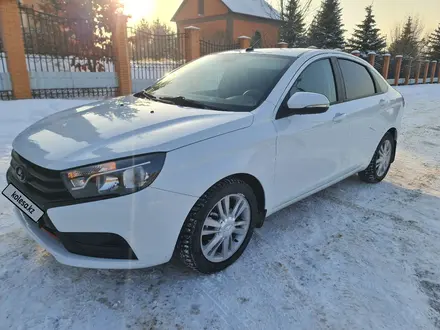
left=175, top=178, right=258, bottom=274
left=358, top=132, right=394, bottom=183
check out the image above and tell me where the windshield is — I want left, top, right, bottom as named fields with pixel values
left=143, top=53, right=296, bottom=112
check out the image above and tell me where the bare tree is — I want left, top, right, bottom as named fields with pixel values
left=266, top=0, right=312, bottom=21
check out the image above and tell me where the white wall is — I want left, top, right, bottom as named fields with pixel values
left=29, top=72, right=118, bottom=89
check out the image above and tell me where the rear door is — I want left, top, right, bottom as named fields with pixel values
left=334, top=58, right=390, bottom=168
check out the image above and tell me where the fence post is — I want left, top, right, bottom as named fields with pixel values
left=430, top=61, right=437, bottom=84
left=394, top=55, right=403, bottom=86
left=278, top=42, right=288, bottom=48
left=382, top=54, right=391, bottom=79
left=423, top=60, right=430, bottom=84
left=0, top=0, right=31, bottom=99
left=112, top=15, right=131, bottom=96
left=185, top=26, right=201, bottom=62
left=368, top=51, right=376, bottom=66
left=404, top=58, right=412, bottom=85
left=238, top=36, right=251, bottom=49
left=415, top=60, right=422, bottom=84
left=351, top=50, right=361, bottom=57
left=438, top=62, right=440, bottom=84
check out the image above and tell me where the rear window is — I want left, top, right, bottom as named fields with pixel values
left=338, top=59, right=376, bottom=100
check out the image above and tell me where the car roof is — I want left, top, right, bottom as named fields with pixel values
left=225, top=48, right=348, bottom=58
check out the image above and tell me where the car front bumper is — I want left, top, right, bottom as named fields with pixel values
left=14, top=187, right=198, bottom=269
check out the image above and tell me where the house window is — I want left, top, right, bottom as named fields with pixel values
left=198, top=0, right=205, bottom=16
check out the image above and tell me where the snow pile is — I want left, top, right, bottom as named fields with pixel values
left=1, top=85, right=440, bottom=329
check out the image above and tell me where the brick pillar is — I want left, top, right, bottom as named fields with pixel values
left=0, top=0, right=31, bottom=99
left=382, top=54, right=391, bottom=79
left=112, top=15, right=131, bottom=96
left=238, top=36, right=251, bottom=49
left=278, top=42, right=288, bottom=48
left=368, top=52, right=376, bottom=66
left=415, top=60, right=422, bottom=84
left=404, top=58, right=412, bottom=85
left=394, top=55, right=403, bottom=86
left=423, top=60, right=430, bottom=84
left=430, top=61, right=437, bottom=84
left=351, top=50, right=361, bottom=57
left=184, top=26, right=200, bottom=62
left=437, top=63, right=440, bottom=84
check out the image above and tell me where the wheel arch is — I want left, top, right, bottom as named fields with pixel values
left=220, top=173, right=267, bottom=228
left=386, top=127, right=398, bottom=163
left=194, top=173, right=267, bottom=229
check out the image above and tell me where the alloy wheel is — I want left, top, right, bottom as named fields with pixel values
left=200, top=194, right=251, bottom=263
left=376, top=139, right=392, bottom=177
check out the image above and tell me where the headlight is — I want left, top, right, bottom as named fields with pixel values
left=61, top=153, right=166, bottom=199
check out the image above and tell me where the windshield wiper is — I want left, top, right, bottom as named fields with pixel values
left=158, top=96, right=222, bottom=110
left=135, top=91, right=175, bottom=105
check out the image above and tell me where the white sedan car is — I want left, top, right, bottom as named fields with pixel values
left=3, top=48, right=404, bottom=273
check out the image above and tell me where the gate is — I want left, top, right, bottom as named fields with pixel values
left=0, top=39, right=12, bottom=100
left=19, top=5, right=118, bottom=98
left=199, top=40, right=240, bottom=56
left=127, top=27, right=186, bottom=93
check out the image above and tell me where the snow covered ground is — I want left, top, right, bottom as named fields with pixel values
left=1, top=85, right=440, bottom=329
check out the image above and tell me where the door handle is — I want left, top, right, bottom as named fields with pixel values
left=333, top=112, right=347, bottom=123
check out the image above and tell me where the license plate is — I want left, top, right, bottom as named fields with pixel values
left=2, top=184, right=44, bottom=223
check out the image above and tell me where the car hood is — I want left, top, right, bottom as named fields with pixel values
left=12, top=96, right=254, bottom=170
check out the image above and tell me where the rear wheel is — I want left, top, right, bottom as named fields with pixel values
left=359, top=133, right=394, bottom=183
left=175, top=178, right=258, bottom=274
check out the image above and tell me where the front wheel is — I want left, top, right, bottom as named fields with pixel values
left=175, top=178, right=258, bottom=274
left=358, top=133, right=394, bottom=183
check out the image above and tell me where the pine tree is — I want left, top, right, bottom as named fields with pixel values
left=389, top=17, right=422, bottom=58
left=427, top=24, right=440, bottom=60
left=346, top=5, right=386, bottom=53
left=280, top=0, right=307, bottom=47
left=307, top=0, right=345, bottom=49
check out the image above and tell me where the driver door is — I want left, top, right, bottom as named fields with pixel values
left=273, top=58, right=352, bottom=207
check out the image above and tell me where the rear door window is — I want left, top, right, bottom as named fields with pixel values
left=370, top=69, right=389, bottom=93
left=338, top=59, right=376, bottom=100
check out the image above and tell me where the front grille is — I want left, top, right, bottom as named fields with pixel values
left=8, top=150, right=74, bottom=210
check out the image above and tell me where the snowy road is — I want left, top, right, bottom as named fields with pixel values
left=1, top=85, right=440, bottom=329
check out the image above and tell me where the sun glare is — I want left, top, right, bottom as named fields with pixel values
left=121, top=0, right=156, bottom=22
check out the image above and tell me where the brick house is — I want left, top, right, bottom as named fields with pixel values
left=172, top=0, right=281, bottom=47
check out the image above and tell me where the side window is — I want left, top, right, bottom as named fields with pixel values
left=338, top=59, right=375, bottom=100
left=288, top=59, right=337, bottom=103
left=198, top=0, right=204, bottom=15
left=370, top=69, right=389, bottom=93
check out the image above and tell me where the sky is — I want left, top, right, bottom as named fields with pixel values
left=123, top=0, right=440, bottom=40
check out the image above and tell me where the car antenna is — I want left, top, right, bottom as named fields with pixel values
left=245, top=39, right=261, bottom=52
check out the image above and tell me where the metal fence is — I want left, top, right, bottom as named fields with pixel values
left=127, top=28, right=186, bottom=92
left=200, top=40, right=240, bottom=56
left=0, top=39, right=12, bottom=100
left=19, top=4, right=118, bottom=99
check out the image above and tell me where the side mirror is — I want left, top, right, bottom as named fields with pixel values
left=277, top=92, right=330, bottom=119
